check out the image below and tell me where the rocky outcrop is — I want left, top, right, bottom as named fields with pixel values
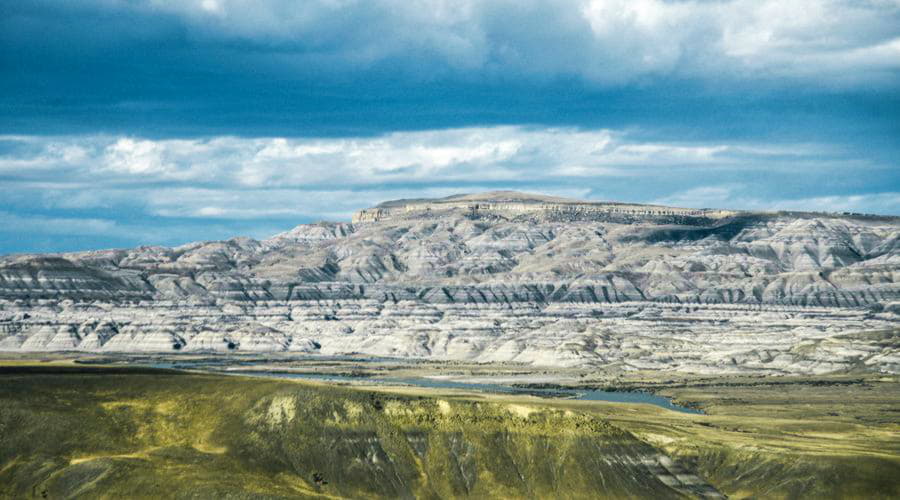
left=352, top=190, right=737, bottom=224
left=1, top=191, right=898, bottom=373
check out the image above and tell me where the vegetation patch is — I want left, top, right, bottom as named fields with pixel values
left=1, top=364, right=897, bottom=498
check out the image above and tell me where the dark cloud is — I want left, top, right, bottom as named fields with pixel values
left=0, top=1, right=898, bottom=253
left=1, top=128, right=897, bottom=254
left=2, top=0, right=899, bottom=137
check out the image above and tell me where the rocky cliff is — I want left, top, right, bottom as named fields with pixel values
left=2, top=191, right=899, bottom=373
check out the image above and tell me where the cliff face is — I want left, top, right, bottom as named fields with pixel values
left=2, top=191, right=899, bottom=373
left=352, top=190, right=737, bottom=224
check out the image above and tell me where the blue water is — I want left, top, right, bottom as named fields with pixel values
left=577, top=389, right=703, bottom=414
left=230, top=370, right=703, bottom=414
left=145, top=358, right=702, bottom=414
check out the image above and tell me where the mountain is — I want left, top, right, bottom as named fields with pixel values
left=2, top=191, right=899, bottom=373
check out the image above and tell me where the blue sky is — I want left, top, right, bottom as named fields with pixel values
left=1, top=0, right=899, bottom=254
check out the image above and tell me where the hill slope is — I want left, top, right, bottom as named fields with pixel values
left=1, top=192, right=899, bottom=373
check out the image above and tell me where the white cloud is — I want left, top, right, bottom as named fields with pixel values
left=103, top=138, right=170, bottom=175
left=142, top=185, right=595, bottom=221
left=652, top=185, right=743, bottom=208
left=655, top=185, right=900, bottom=214
left=0, top=128, right=806, bottom=192
left=770, top=192, right=900, bottom=214
left=0, top=127, right=893, bottom=250
left=132, top=0, right=900, bottom=86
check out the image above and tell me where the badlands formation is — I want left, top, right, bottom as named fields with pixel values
left=1, top=191, right=899, bottom=374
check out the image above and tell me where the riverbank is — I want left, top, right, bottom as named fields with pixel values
left=0, top=358, right=898, bottom=498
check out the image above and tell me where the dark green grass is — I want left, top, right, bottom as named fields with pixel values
left=0, top=366, right=688, bottom=499
left=1, top=365, right=898, bottom=499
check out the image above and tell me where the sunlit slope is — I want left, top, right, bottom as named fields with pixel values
left=2, top=366, right=898, bottom=499
left=645, top=379, right=900, bottom=500
left=0, top=367, right=709, bottom=499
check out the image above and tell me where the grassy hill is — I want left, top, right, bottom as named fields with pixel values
left=0, top=365, right=897, bottom=499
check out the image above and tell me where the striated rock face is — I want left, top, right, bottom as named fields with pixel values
left=352, top=190, right=738, bottom=224
left=2, top=191, right=899, bottom=373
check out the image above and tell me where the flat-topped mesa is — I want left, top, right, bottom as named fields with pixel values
left=352, top=190, right=739, bottom=224
left=2, top=189, right=899, bottom=369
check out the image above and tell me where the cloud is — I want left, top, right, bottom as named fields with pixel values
left=126, top=0, right=898, bottom=85
left=5, top=0, right=899, bottom=88
left=4, top=0, right=898, bottom=151
left=0, top=209, right=295, bottom=255
left=2, top=2, right=897, bottom=254
left=142, top=186, right=523, bottom=221
left=103, top=138, right=172, bottom=175
left=654, top=185, right=900, bottom=214
left=0, top=127, right=896, bottom=254
left=770, top=192, right=900, bottom=214
left=0, top=127, right=826, bottom=194
left=652, top=185, right=743, bottom=208
left=0, top=126, right=895, bottom=244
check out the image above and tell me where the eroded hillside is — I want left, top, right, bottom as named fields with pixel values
left=1, top=192, right=898, bottom=373
left=0, top=366, right=723, bottom=499
left=2, top=365, right=897, bottom=499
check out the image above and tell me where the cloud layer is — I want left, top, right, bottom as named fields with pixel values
left=1, top=127, right=897, bottom=253
left=1, top=1, right=898, bottom=253
left=49, top=0, right=900, bottom=86
left=4, top=0, right=899, bottom=138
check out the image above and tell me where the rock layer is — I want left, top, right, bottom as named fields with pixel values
left=2, top=191, right=899, bottom=373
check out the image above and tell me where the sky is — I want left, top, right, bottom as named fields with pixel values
left=1, top=0, right=899, bottom=254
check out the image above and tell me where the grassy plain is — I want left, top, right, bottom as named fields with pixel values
left=591, top=376, right=900, bottom=499
left=0, top=359, right=897, bottom=499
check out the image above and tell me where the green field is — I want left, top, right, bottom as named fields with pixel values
left=0, top=364, right=897, bottom=499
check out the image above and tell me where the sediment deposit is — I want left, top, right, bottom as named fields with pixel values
left=2, top=191, right=899, bottom=373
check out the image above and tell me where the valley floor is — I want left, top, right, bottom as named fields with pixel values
left=0, top=356, right=898, bottom=499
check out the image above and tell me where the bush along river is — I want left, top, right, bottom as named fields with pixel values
left=229, top=370, right=704, bottom=414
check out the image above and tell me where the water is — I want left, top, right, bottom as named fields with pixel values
left=146, top=354, right=400, bottom=370
left=230, top=370, right=703, bottom=414
left=577, top=389, right=703, bottom=414
left=141, top=358, right=701, bottom=414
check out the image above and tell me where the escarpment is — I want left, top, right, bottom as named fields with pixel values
left=352, top=190, right=738, bottom=224
left=2, top=191, right=899, bottom=373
